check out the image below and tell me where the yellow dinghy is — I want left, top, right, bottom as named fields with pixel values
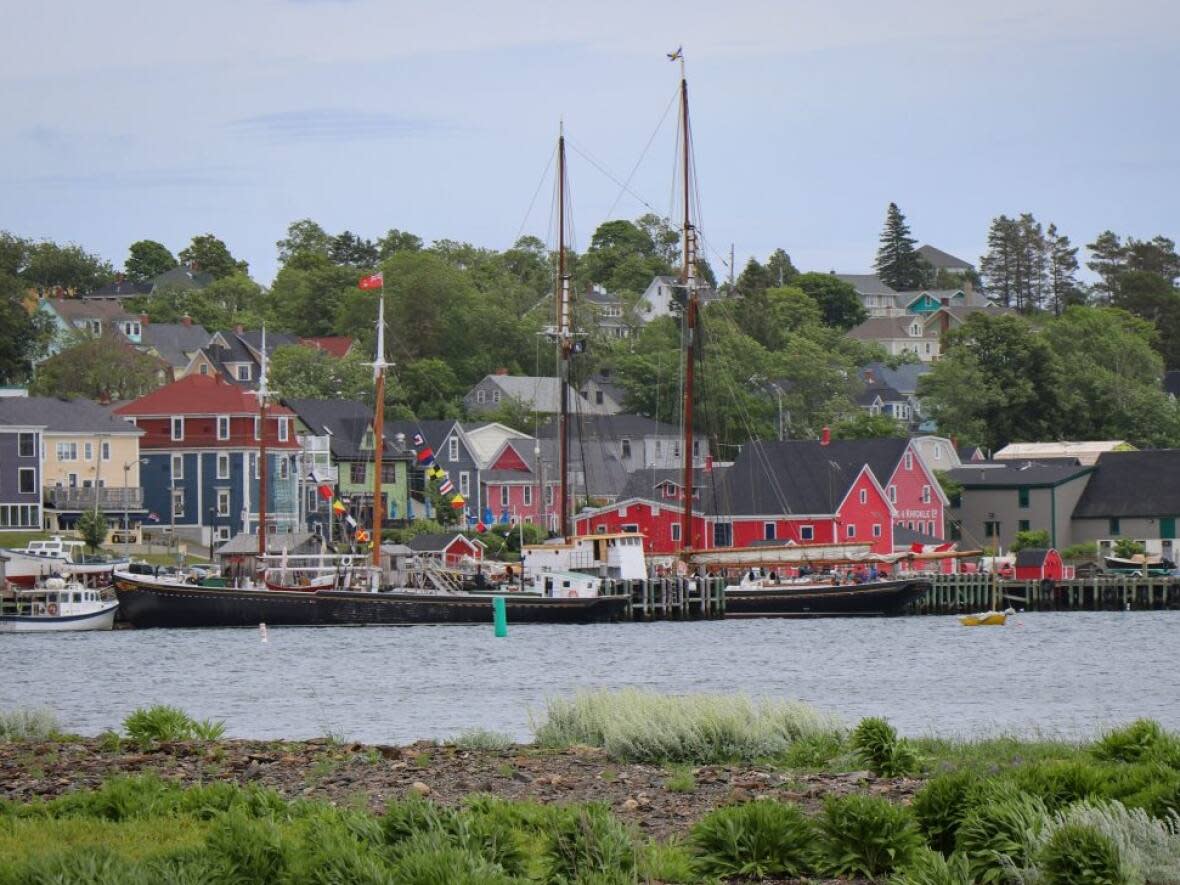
left=960, top=611, right=1007, bottom=627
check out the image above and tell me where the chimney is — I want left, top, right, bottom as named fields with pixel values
left=495, top=367, right=509, bottom=376
left=181, top=314, right=192, bottom=327
left=235, top=323, right=245, bottom=335
left=139, top=313, right=150, bottom=326
left=939, top=304, right=950, bottom=337
left=820, top=426, right=831, bottom=446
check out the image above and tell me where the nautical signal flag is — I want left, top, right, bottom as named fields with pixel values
left=416, top=447, right=433, bottom=463
left=429, top=465, right=446, bottom=480
left=345, top=514, right=358, bottom=529
left=438, top=478, right=454, bottom=496
left=317, top=484, right=333, bottom=501
left=358, top=271, right=384, bottom=290
left=355, top=529, right=370, bottom=543
left=476, top=521, right=486, bottom=534
left=450, top=493, right=465, bottom=510
left=332, top=499, right=347, bottom=515
left=412, top=433, right=425, bottom=447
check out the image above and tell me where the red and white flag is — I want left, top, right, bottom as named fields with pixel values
left=358, top=271, right=384, bottom=291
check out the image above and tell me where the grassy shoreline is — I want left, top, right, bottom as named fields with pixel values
left=3, top=693, right=1180, bottom=882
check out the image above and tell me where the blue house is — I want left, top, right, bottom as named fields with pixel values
left=0, top=406, right=45, bottom=532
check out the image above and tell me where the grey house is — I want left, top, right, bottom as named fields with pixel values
left=538, top=413, right=707, bottom=473
left=463, top=375, right=605, bottom=417
left=944, top=460, right=1094, bottom=550
left=1071, top=450, right=1180, bottom=561
left=0, top=412, right=45, bottom=532
left=578, top=370, right=626, bottom=415
left=386, top=419, right=483, bottom=521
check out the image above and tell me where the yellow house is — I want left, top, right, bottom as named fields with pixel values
left=28, top=398, right=147, bottom=531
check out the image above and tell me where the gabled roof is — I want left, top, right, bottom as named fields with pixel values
left=583, top=285, right=620, bottom=305
left=236, top=329, right=300, bottom=359
left=151, top=266, right=213, bottom=291
left=994, top=441, right=1132, bottom=467
left=947, top=460, right=1092, bottom=489
left=299, top=336, right=353, bottom=358
left=140, top=322, right=210, bottom=369
left=43, top=298, right=132, bottom=323
left=406, top=532, right=482, bottom=552
left=537, top=413, right=681, bottom=439
left=216, top=531, right=317, bottom=555
left=116, top=374, right=296, bottom=418
left=893, top=525, right=946, bottom=547
left=86, top=279, right=153, bottom=298
left=855, top=384, right=905, bottom=407
left=847, top=315, right=938, bottom=341
left=473, top=375, right=601, bottom=414
left=384, top=419, right=464, bottom=458
left=620, top=467, right=729, bottom=501
left=284, top=398, right=379, bottom=461
left=832, top=274, right=897, bottom=297
left=538, top=437, right=629, bottom=499
left=1015, top=548, right=1054, bottom=567
left=1072, top=450, right=1180, bottom=518
left=860, top=361, right=930, bottom=395
left=0, top=396, right=142, bottom=434
left=916, top=245, right=975, bottom=271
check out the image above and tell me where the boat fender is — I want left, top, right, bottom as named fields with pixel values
left=47, top=603, right=58, bottom=616
left=566, top=589, right=578, bottom=598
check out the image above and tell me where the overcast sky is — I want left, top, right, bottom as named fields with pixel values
left=3, top=0, right=1176, bottom=285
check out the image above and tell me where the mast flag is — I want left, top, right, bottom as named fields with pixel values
left=358, top=271, right=384, bottom=290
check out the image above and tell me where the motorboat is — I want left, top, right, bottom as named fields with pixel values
left=1, top=536, right=129, bottom=588
left=0, top=576, right=118, bottom=632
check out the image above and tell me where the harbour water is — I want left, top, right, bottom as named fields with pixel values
left=2, top=611, right=1176, bottom=744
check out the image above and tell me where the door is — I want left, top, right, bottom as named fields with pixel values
left=1161, top=517, right=1176, bottom=539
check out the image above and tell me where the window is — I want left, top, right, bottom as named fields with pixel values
left=199, top=363, right=208, bottom=375
left=172, top=489, right=185, bottom=517
left=713, top=522, right=732, bottom=547
left=476, top=390, right=485, bottom=404
left=673, top=442, right=681, bottom=458
left=217, top=453, right=230, bottom=479
left=545, top=485, right=553, bottom=505
left=101, top=440, right=110, bottom=461
left=950, top=522, right=962, bottom=541
left=171, top=454, right=184, bottom=480
left=56, top=442, right=77, bottom=461
left=492, top=390, right=501, bottom=403
left=846, top=524, right=856, bottom=538
left=887, top=485, right=897, bottom=504
left=448, top=438, right=459, bottom=462
left=216, top=526, right=231, bottom=541
left=83, top=442, right=93, bottom=461
left=904, top=451, right=913, bottom=470
left=350, top=463, right=365, bottom=484
left=18, top=433, right=34, bottom=457
left=933, top=443, right=942, bottom=461
left=217, top=489, right=230, bottom=516
left=654, top=440, right=662, bottom=457
left=671, top=523, right=681, bottom=542
left=278, top=418, right=289, bottom=442
left=523, top=486, right=532, bottom=506
left=859, top=489, right=868, bottom=505
left=922, top=485, right=931, bottom=504
left=217, top=416, right=230, bottom=440
left=236, top=364, right=250, bottom=381
left=621, top=439, right=632, bottom=459
left=1018, top=519, right=1030, bottom=532
left=595, top=391, right=604, bottom=405
left=254, top=417, right=260, bottom=441
left=800, top=524, right=814, bottom=541
left=873, top=523, right=882, bottom=538
left=1018, top=488, right=1030, bottom=508
left=171, top=417, right=184, bottom=441
left=985, top=520, right=1000, bottom=538
left=459, top=472, right=470, bottom=496
left=1109, top=517, right=1120, bottom=534
left=693, top=440, right=701, bottom=457
left=0, top=504, right=38, bottom=528
left=278, top=458, right=289, bottom=480
left=500, top=486, right=510, bottom=508
left=18, top=468, right=35, bottom=495
left=621, top=523, right=639, bottom=533
left=381, top=463, right=397, bottom=482
left=763, top=522, right=776, bottom=541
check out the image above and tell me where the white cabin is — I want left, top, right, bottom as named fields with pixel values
left=522, top=532, right=647, bottom=582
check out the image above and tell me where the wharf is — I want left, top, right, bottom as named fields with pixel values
left=600, top=577, right=727, bottom=620
left=910, top=573, right=1180, bottom=614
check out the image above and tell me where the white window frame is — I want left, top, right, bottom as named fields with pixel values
left=620, top=438, right=632, bottom=459
left=846, top=524, right=856, bottom=539
left=671, top=523, right=681, bottom=542
left=216, top=525, right=231, bottom=541
left=873, top=523, right=882, bottom=538
left=500, top=486, right=509, bottom=508
left=18, top=432, right=35, bottom=457
left=523, top=485, right=533, bottom=506
left=236, top=364, right=250, bottom=381
left=800, top=524, right=814, bottom=541
left=217, top=416, right=230, bottom=440
left=56, top=442, right=77, bottom=462
left=904, top=451, right=913, bottom=470
left=101, top=440, right=111, bottom=461
left=859, top=488, right=868, bottom=505
left=476, top=390, right=486, bottom=404
left=459, top=471, right=470, bottom=496
left=888, top=485, right=897, bottom=504
left=448, top=437, right=459, bottom=461
left=217, top=453, right=230, bottom=479
left=278, top=418, right=289, bottom=442
left=216, top=489, right=230, bottom=517
left=172, top=489, right=185, bottom=518
left=83, top=442, right=93, bottom=461
left=254, top=416, right=260, bottom=441
left=18, top=467, right=35, bottom=495
left=545, top=485, right=553, bottom=505
left=171, top=417, right=184, bottom=441
left=492, top=390, right=501, bottom=403
left=922, top=484, right=931, bottom=504
left=278, top=457, right=289, bottom=480
left=171, top=454, right=184, bottom=481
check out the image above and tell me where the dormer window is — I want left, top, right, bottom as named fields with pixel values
left=910, top=322, right=922, bottom=336
left=236, top=365, right=251, bottom=382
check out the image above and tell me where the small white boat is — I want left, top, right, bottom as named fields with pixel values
left=1, top=537, right=129, bottom=588
left=0, top=576, right=118, bottom=632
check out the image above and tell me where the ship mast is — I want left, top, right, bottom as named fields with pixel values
left=371, top=282, right=388, bottom=567
left=678, top=54, right=699, bottom=553
left=255, top=326, right=270, bottom=559
left=556, top=122, right=573, bottom=539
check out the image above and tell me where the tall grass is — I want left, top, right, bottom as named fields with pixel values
left=0, top=707, right=60, bottom=742
left=533, top=689, right=842, bottom=763
left=122, top=705, right=226, bottom=745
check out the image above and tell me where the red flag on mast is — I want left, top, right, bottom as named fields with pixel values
left=358, top=272, right=384, bottom=290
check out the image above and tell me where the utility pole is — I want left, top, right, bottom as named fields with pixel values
left=729, top=243, right=735, bottom=288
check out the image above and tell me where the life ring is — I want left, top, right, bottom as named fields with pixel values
left=566, top=589, right=578, bottom=598
left=341, top=556, right=353, bottom=567
left=47, top=603, right=59, bottom=616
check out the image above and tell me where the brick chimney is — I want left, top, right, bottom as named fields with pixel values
left=820, top=426, right=831, bottom=446
left=495, top=367, right=509, bottom=376
left=939, top=298, right=951, bottom=337
left=139, top=313, right=150, bottom=326
left=181, top=314, right=192, bottom=327
left=235, top=323, right=245, bottom=335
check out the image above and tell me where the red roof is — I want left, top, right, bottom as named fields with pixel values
left=299, top=336, right=353, bottom=358
left=115, top=374, right=296, bottom=417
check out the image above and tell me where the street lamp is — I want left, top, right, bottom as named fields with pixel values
left=123, top=458, right=148, bottom=557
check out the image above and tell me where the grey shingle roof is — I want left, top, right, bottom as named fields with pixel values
left=538, top=438, right=629, bottom=499
left=0, top=397, right=142, bottom=434
left=45, top=299, right=132, bottom=322
left=537, top=413, right=681, bottom=439
left=860, top=362, right=930, bottom=395
left=140, top=322, right=210, bottom=368
left=406, top=532, right=478, bottom=552
left=916, top=245, right=974, bottom=271
left=384, top=419, right=463, bottom=458
left=1072, top=450, right=1180, bottom=518
left=855, top=384, right=905, bottom=406
left=285, top=398, right=376, bottom=461
left=947, top=461, right=1092, bottom=489
left=832, top=274, right=897, bottom=297
left=848, top=316, right=936, bottom=340
left=151, top=266, right=214, bottom=291
left=86, top=279, right=153, bottom=298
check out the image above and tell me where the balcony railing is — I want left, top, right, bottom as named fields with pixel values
left=45, top=486, right=144, bottom=511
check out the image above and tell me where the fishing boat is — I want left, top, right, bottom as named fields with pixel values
left=1103, top=554, right=1174, bottom=575
left=0, top=576, right=118, bottom=632
left=0, top=537, right=128, bottom=588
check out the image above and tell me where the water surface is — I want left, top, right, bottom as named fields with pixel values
left=2, top=612, right=1175, bottom=743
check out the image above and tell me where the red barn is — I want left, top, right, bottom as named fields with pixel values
left=407, top=532, right=484, bottom=567
left=1014, top=548, right=1064, bottom=581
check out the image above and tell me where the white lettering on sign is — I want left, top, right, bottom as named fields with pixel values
left=898, top=508, right=938, bottom=520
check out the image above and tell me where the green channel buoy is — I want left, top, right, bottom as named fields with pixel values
left=493, top=596, right=508, bottom=637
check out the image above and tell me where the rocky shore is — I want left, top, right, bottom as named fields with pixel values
left=0, top=736, right=918, bottom=838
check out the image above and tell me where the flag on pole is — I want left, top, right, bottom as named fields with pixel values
left=412, top=433, right=425, bottom=447
left=417, top=447, right=433, bottom=463
left=499, top=510, right=510, bottom=525
left=450, top=493, right=465, bottom=510
left=666, top=46, right=683, bottom=61
left=345, top=514, right=357, bottom=529
left=482, top=506, right=494, bottom=525
left=332, top=499, right=347, bottom=515
left=438, top=478, right=454, bottom=496
left=358, top=272, right=384, bottom=290
left=148, top=512, right=160, bottom=522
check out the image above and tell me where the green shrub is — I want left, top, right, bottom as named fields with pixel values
left=689, top=799, right=815, bottom=879
left=0, top=707, right=60, bottom=742
left=818, top=793, right=923, bottom=878
left=780, top=730, right=850, bottom=769
left=12, top=845, right=140, bottom=885
left=1037, top=823, right=1127, bottom=884
left=1010, top=759, right=1113, bottom=810
left=663, top=766, right=696, bottom=793
left=533, top=689, right=841, bottom=763
left=956, top=794, right=1047, bottom=884
left=122, top=705, right=227, bottom=745
left=1041, top=799, right=1180, bottom=883
left=451, top=728, right=515, bottom=752
left=636, top=839, right=696, bottom=883
left=46, top=774, right=180, bottom=822
left=388, top=831, right=519, bottom=885
left=203, top=811, right=289, bottom=884
left=1093, top=720, right=1167, bottom=764
left=1123, top=777, right=1180, bottom=821
left=289, top=821, right=394, bottom=885
left=381, top=796, right=456, bottom=847
left=911, top=770, right=981, bottom=855
left=542, top=803, right=635, bottom=883
left=851, top=717, right=920, bottom=777
left=451, top=810, right=529, bottom=878
left=890, top=846, right=973, bottom=884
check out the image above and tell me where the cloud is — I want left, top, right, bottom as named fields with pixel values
left=228, top=108, right=451, bottom=141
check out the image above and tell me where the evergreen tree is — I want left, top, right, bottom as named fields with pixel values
left=1015, top=213, right=1048, bottom=312
left=873, top=203, right=925, bottom=290
left=1046, top=223, right=1083, bottom=315
left=765, top=249, right=799, bottom=287
left=980, top=215, right=1019, bottom=307
left=1086, top=230, right=1125, bottom=299
left=735, top=257, right=773, bottom=298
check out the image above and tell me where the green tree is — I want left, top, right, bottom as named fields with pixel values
left=831, top=412, right=907, bottom=439
left=794, top=272, right=867, bottom=330
left=22, top=241, right=113, bottom=295
left=399, top=357, right=464, bottom=418
left=981, top=215, right=1020, bottom=308
left=1045, top=223, right=1083, bottom=315
left=1010, top=528, right=1050, bottom=552
left=178, top=234, right=247, bottom=279
left=1109, top=272, right=1180, bottom=369
left=735, top=257, right=773, bottom=298
left=1113, top=538, right=1145, bottom=559
left=124, top=240, right=177, bottom=282
left=765, top=248, right=799, bottom=288
left=377, top=228, right=423, bottom=260
left=874, top=203, right=928, bottom=290
left=0, top=274, right=53, bottom=383
left=76, top=509, right=108, bottom=552
left=329, top=231, right=379, bottom=267
left=1085, top=230, right=1126, bottom=298
left=269, top=345, right=400, bottom=409
left=0, top=232, right=30, bottom=277
left=581, top=219, right=672, bottom=295
left=269, top=253, right=359, bottom=337
left=30, top=332, right=162, bottom=401
left=276, top=219, right=332, bottom=265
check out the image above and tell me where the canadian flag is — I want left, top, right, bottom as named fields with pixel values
left=358, top=271, right=384, bottom=291
left=911, top=542, right=955, bottom=554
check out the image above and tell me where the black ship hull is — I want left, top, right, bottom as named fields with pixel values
left=725, top=578, right=930, bottom=618
left=113, top=576, right=629, bottom=628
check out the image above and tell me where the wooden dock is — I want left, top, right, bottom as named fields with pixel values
left=911, top=573, right=1180, bottom=615
left=601, top=577, right=727, bottom=620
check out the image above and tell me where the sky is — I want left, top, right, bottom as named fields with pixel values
left=3, top=0, right=1177, bottom=286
